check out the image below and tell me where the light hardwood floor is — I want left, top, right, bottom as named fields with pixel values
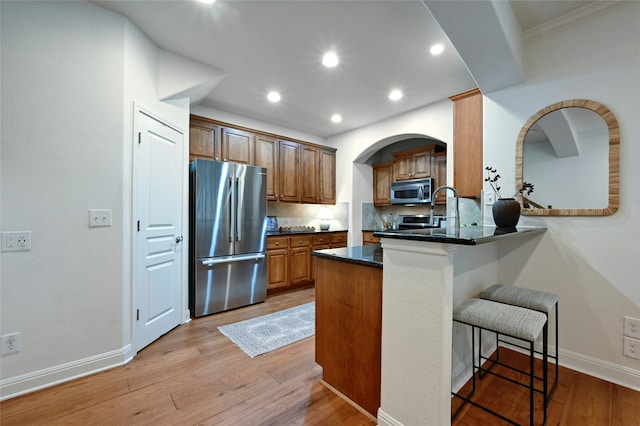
left=1, top=288, right=638, bottom=425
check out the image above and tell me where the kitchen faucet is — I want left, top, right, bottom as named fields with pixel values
left=431, top=186, right=460, bottom=228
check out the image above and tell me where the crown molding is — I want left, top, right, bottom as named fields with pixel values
left=525, top=1, right=633, bottom=42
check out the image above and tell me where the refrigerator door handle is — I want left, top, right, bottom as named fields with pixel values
left=236, top=176, right=243, bottom=242
left=228, top=176, right=235, bottom=242
left=200, top=253, right=266, bottom=266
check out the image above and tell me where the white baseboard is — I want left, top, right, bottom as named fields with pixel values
left=451, top=336, right=497, bottom=393
left=0, top=344, right=135, bottom=401
left=465, top=339, right=640, bottom=392
left=377, top=408, right=405, bottom=426
left=559, top=348, right=640, bottom=391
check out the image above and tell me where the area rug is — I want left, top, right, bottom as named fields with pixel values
left=218, top=302, right=315, bottom=358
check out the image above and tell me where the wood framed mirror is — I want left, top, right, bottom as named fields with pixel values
left=516, top=99, right=619, bottom=216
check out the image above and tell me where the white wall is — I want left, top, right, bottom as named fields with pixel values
left=485, top=3, right=640, bottom=387
left=0, top=1, right=191, bottom=399
left=326, top=100, right=454, bottom=246
left=1, top=1, right=126, bottom=394
left=327, top=2, right=640, bottom=388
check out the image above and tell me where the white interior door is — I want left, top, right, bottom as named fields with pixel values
left=134, top=110, right=183, bottom=352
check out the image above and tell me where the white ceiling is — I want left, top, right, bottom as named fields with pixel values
left=92, top=0, right=600, bottom=138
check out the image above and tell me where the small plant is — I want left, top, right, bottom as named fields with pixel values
left=484, top=166, right=534, bottom=199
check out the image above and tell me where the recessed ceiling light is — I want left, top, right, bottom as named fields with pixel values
left=331, top=114, right=342, bottom=123
left=267, top=91, right=281, bottom=103
left=388, top=90, right=403, bottom=101
left=197, top=0, right=216, bottom=4
left=322, top=52, right=339, bottom=68
left=430, top=43, right=445, bottom=55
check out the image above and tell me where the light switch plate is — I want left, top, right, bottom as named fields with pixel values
left=89, top=209, right=112, bottom=227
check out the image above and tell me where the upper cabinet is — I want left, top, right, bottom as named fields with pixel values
left=432, top=152, right=447, bottom=204
left=190, top=115, right=337, bottom=205
left=373, top=162, right=393, bottom=206
left=302, top=146, right=336, bottom=204
left=391, top=145, right=434, bottom=181
left=372, top=146, right=446, bottom=205
left=319, top=148, right=336, bottom=204
left=221, top=127, right=254, bottom=165
left=450, top=88, right=482, bottom=198
left=279, top=140, right=302, bottom=203
left=255, top=134, right=279, bottom=201
left=301, top=144, right=320, bottom=204
left=189, top=117, right=220, bottom=162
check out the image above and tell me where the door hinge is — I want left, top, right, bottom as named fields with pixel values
left=138, top=132, right=141, bottom=144
left=136, top=309, right=140, bottom=321
left=137, top=220, right=140, bottom=232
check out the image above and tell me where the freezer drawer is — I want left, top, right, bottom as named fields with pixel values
left=191, top=254, right=267, bottom=317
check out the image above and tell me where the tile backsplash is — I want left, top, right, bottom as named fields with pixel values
left=362, top=198, right=481, bottom=230
left=268, top=202, right=349, bottom=231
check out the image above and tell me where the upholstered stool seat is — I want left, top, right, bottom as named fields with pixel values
left=480, top=284, right=559, bottom=404
left=452, top=299, right=548, bottom=426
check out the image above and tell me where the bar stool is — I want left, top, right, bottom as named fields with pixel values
left=480, top=284, right=559, bottom=405
left=451, top=299, right=548, bottom=426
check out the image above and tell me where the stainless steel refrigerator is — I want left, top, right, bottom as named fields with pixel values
left=189, top=160, right=267, bottom=317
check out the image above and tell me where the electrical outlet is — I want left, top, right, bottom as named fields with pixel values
left=624, top=316, right=640, bottom=339
left=1, top=231, right=31, bottom=252
left=623, top=337, right=640, bottom=360
left=1, top=333, right=21, bottom=355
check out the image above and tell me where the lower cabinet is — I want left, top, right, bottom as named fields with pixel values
left=362, top=231, right=380, bottom=245
left=267, top=231, right=347, bottom=293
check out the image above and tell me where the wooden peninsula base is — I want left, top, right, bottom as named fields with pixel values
left=313, top=247, right=383, bottom=419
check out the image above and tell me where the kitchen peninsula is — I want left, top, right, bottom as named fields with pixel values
left=313, top=244, right=383, bottom=420
left=313, top=226, right=546, bottom=425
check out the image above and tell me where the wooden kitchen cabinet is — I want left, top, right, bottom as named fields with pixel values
left=255, top=134, right=279, bottom=200
left=278, top=140, right=302, bottom=203
left=221, top=127, right=254, bottom=165
left=373, top=162, right=393, bottom=206
left=254, top=136, right=302, bottom=203
left=266, top=234, right=311, bottom=293
left=319, top=148, right=336, bottom=204
left=362, top=231, right=380, bottom=245
left=268, top=231, right=348, bottom=293
left=289, top=235, right=312, bottom=286
left=301, top=145, right=337, bottom=204
left=330, top=231, right=347, bottom=248
left=432, top=152, right=447, bottom=204
left=266, top=236, right=289, bottom=291
left=392, top=145, right=434, bottom=181
left=301, top=145, right=320, bottom=204
left=190, top=115, right=336, bottom=205
left=311, top=234, right=332, bottom=250
left=189, top=118, right=220, bottom=162
left=450, top=88, right=483, bottom=198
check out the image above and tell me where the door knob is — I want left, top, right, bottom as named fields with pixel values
left=175, top=236, right=183, bottom=243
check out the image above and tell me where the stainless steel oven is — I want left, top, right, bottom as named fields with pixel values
left=390, top=178, right=434, bottom=205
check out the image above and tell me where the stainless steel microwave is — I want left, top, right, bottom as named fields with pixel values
left=390, top=178, right=434, bottom=204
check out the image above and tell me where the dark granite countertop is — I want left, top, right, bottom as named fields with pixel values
left=373, top=225, right=546, bottom=245
left=312, top=244, right=383, bottom=268
left=267, top=229, right=348, bottom=236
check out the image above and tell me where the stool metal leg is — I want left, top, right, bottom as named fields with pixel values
left=529, top=340, right=535, bottom=426
left=543, top=321, right=548, bottom=425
